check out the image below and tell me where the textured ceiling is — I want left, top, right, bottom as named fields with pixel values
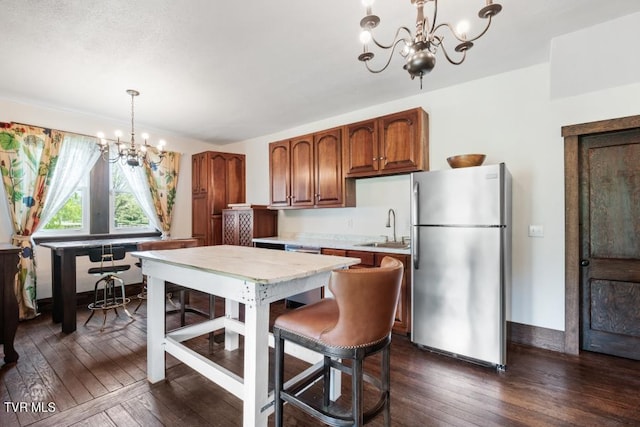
left=1, top=0, right=640, bottom=144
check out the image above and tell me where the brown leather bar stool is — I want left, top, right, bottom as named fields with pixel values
left=274, top=256, right=404, bottom=427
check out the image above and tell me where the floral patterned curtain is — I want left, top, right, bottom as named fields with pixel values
left=0, top=123, right=62, bottom=319
left=143, top=150, right=181, bottom=238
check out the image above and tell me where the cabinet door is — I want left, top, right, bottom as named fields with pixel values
left=192, top=193, right=209, bottom=246
left=192, top=153, right=207, bottom=194
left=345, top=119, right=378, bottom=177
left=226, top=153, right=246, bottom=206
left=290, top=135, right=315, bottom=208
left=314, top=128, right=343, bottom=207
left=209, top=153, right=228, bottom=215
left=269, top=141, right=291, bottom=207
left=379, top=108, right=425, bottom=174
left=237, top=210, right=254, bottom=246
left=222, top=210, right=239, bottom=245
left=376, top=253, right=410, bottom=335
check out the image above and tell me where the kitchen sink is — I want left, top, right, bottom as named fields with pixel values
left=356, top=241, right=410, bottom=250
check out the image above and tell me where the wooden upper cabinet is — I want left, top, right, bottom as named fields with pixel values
left=344, top=119, right=378, bottom=176
left=290, top=135, right=315, bottom=207
left=191, top=151, right=246, bottom=246
left=269, top=140, right=291, bottom=208
left=345, top=107, right=429, bottom=178
left=225, top=153, right=246, bottom=207
left=314, top=128, right=344, bottom=207
left=192, top=152, right=208, bottom=194
left=269, top=127, right=354, bottom=209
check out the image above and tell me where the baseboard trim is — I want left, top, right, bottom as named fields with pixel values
left=508, top=321, right=565, bottom=353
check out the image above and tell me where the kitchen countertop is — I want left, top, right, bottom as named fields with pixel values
left=252, top=233, right=411, bottom=255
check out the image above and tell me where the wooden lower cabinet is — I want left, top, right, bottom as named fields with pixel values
left=222, top=206, right=278, bottom=246
left=321, top=248, right=410, bottom=335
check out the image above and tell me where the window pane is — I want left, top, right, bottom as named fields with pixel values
left=111, top=164, right=151, bottom=230
left=114, top=192, right=149, bottom=228
left=43, top=191, right=84, bottom=230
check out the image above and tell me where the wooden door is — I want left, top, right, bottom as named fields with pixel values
left=314, top=128, right=343, bottom=207
left=269, top=141, right=291, bottom=207
left=344, top=119, right=378, bottom=177
left=290, top=135, right=314, bottom=208
left=579, top=130, right=640, bottom=360
left=379, top=108, right=424, bottom=174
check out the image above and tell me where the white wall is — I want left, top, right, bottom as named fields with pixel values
left=2, top=13, right=639, bottom=331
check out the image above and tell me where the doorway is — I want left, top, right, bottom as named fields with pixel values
left=563, top=115, right=640, bottom=359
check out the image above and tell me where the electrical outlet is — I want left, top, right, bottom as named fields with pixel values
left=528, top=224, right=544, bottom=237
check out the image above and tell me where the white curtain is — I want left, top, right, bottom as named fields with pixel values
left=115, top=152, right=163, bottom=236
left=39, top=134, right=101, bottom=229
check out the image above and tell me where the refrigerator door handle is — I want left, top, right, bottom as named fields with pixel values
left=412, top=226, right=419, bottom=269
left=412, top=181, right=419, bottom=269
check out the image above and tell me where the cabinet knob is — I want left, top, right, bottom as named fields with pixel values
left=580, top=259, right=590, bottom=267
left=373, top=157, right=377, bottom=162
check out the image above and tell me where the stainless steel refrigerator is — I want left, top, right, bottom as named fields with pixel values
left=410, top=163, right=511, bottom=369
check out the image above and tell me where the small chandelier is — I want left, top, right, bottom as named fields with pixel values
left=358, top=0, right=502, bottom=89
left=97, top=89, right=166, bottom=168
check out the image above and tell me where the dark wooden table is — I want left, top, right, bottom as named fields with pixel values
left=1, top=243, right=20, bottom=364
left=40, top=236, right=160, bottom=333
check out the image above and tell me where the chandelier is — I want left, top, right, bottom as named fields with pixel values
left=357, top=0, right=502, bottom=88
left=97, top=89, right=166, bottom=168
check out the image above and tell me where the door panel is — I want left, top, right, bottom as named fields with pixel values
left=580, top=130, right=640, bottom=359
left=412, top=226, right=504, bottom=365
left=412, top=164, right=505, bottom=226
left=290, top=135, right=314, bottom=207
left=314, top=128, right=342, bottom=206
left=269, top=141, right=290, bottom=207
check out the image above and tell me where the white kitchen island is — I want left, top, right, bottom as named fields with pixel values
left=132, top=245, right=360, bottom=427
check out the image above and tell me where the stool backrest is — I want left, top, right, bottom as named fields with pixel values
left=137, top=238, right=199, bottom=251
left=321, top=256, right=404, bottom=347
left=87, top=245, right=130, bottom=275
left=88, top=245, right=126, bottom=263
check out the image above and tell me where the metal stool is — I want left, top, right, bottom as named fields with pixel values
left=85, top=245, right=133, bottom=331
left=274, top=256, right=404, bottom=427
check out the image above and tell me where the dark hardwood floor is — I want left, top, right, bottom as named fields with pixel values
left=1, top=292, right=639, bottom=427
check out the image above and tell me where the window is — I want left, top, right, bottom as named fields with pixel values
left=41, top=176, right=90, bottom=234
left=36, top=161, right=157, bottom=238
left=110, top=163, right=152, bottom=233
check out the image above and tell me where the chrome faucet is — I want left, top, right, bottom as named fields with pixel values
left=386, top=208, right=396, bottom=243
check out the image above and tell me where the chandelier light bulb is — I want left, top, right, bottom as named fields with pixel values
left=114, top=130, right=123, bottom=138
left=140, top=145, right=147, bottom=152
left=141, top=132, right=149, bottom=141
left=360, top=29, right=372, bottom=44
left=456, top=20, right=470, bottom=39
left=361, top=0, right=374, bottom=7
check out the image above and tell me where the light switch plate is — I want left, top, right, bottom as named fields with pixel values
left=528, top=224, right=544, bottom=237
